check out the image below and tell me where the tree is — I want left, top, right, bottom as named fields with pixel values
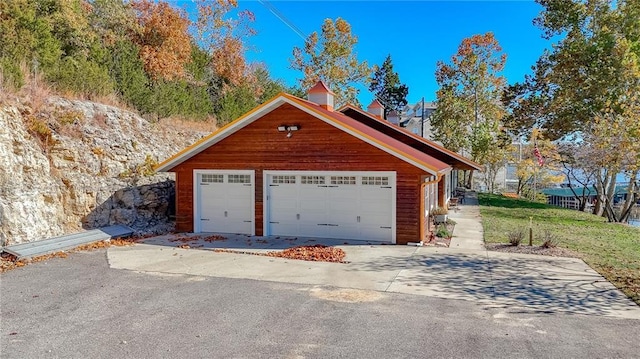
left=503, top=0, right=640, bottom=222
left=369, top=54, right=408, bottom=118
left=131, top=0, right=191, bottom=81
left=0, top=0, right=62, bottom=87
left=213, top=65, right=288, bottom=125
left=557, top=142, right=599, bottom=212
left=89, top=0, right=140, bottom=47
left=291, top=18, right=370, bottom=107
left=512, top=130, right=564, bottom=199
left=194, top=0, right=254, bottom=88
left=432, top=32, right=508, bottom=187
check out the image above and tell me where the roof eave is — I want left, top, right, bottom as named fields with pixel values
left=337, top=105, right=483, bottom=172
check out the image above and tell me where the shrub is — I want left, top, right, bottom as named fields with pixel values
left=0, top=58, right=24, bottom=90
left=108, top=40, right=152, bottom=111
left=431, top=206, right=449, bottom=215
left=435, top=224, right=451, bottom=238
left=508, top=229, right=524, bottom=246
left=25, top=115, right=57, bottom=150
left=540, top=230, right=558, bottom=248
left=48, top=57, right=114, bottom=98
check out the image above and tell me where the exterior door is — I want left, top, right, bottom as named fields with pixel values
left=196, top=171, right=254, bottom=234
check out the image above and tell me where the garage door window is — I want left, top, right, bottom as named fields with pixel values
left=202, top=174, right=223, bottom=183
left=330, top=176, right=356, bottom=185
left=301, top=175, right=325, bottom=185
left=228, top=174, right=251, bottom=183
left=362, top=176, right=389, bottom=186
left=272, top=175, right=296, bottom=184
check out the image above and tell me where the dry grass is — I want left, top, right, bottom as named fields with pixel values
left=155, top=116, right=217, bottom=134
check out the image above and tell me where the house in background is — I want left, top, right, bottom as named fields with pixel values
left=393, top=101, right=520, bottom=193
left=398, top=101, right=437, bottom=139
left=156, top=82, right=481, bottom=245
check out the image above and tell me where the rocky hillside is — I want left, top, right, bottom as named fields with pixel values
left=0, top=96, right=210, bottom=245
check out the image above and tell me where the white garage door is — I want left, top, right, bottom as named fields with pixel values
left=265, top=172, right=395, bottom=243
left=195, top=171, right=254, bottom=235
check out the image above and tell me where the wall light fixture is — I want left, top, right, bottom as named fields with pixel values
left=277, top=125, right=300, bottom=138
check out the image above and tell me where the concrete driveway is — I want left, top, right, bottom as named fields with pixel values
left=107, top=234, right=640, bottom=319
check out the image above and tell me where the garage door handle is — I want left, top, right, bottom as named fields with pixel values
left=382, top=186, right=392, bottom=189
left=270, top=221, right=279, bottom=224
left=380, top=226, right=391, bottom=229
left=201, top=218, right=210, bottom=221
left=357, top=216, right=360, bottom=222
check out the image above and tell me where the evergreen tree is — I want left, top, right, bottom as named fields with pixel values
left=368, top=54, right=408, bottom=118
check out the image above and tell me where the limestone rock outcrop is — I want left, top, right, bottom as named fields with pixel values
left=0, top=97, right=210, bottom=245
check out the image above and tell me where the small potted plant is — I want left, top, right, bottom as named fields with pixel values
left=431, top=206, right=449, bottom=224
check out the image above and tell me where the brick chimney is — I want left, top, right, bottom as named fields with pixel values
left=367, top=99, right=384, bottom=118
left=308, top=81, right=335, bottom=111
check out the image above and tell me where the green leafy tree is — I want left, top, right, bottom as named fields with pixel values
left=214, top=66, right=287, bottom=125
left=0, top=0, right=62, bottom=87
left=89, top=0, right=140, bottom=46
left=368, top=54, right=408, bottom=118
left=433, top=32, right=508, bottom=187
left=504, top=0, right=640, bottom=221
left=291, top=18, right=370, bottom=107
left=108, top=39, right=151, bottom=110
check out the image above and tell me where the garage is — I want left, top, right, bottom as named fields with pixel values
left=194, top=170, right=254, bottom=235
left=264, top=171, right=395, bottom=243
left=157, top=82, right=481, bottom=244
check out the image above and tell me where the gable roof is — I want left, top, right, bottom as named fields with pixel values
left=337, top=104, right=483, bottom=171
left=155, top=93, right=451, bottom=176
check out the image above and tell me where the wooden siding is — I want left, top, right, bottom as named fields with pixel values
left=171, top=103, right=433, bottom=244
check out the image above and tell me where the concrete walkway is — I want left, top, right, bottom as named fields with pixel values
left=448, top=191, right=485, bottom=250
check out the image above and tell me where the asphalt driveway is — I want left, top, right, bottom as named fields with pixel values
left=2, top=249, right=640, bottom=358
left=107, top=234, right=640, bottom=319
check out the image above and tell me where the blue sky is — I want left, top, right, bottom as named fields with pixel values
left=235, top=0, right=551, bottom=106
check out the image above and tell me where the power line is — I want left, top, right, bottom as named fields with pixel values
left=257, top=0, right=307, bottom=42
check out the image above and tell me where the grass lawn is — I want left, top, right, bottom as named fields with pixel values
left=478, top=193, right=640, bottom=305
